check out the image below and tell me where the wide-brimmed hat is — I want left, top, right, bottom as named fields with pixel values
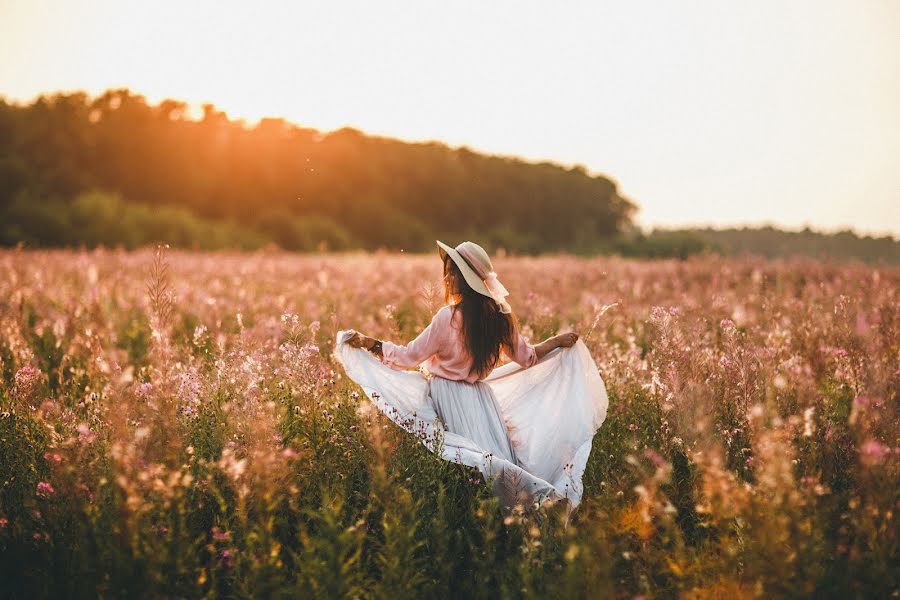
left=437, top=240, right=511, bottom=313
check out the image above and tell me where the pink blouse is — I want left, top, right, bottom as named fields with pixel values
left=381, top=305, right=537, bottom=383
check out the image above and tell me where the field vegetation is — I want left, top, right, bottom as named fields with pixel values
left=0, top=248, right=896, bottom=598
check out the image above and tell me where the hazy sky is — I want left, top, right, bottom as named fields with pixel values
left=2, top=0, right=898, bottom=236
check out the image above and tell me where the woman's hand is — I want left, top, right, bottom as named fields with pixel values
left=347, top=332, right=376, bottom=350
left=555, top=332, right=579, bottom=348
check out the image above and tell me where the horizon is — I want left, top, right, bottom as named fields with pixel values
left=1, top=0, right=898, bottom=237
left=3, top=85, right=897, bottom=242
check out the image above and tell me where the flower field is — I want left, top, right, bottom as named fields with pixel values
left=0, top=248, right=896, bottom=599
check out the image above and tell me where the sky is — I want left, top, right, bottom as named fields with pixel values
left=1, top=0, right=898, bottom=237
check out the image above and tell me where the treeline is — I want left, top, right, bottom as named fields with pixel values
left=1, top=191, right=264, bottom=250
left=656, top=226, right=900, bottom=264
left=7, top=189, right=895, bottom=264
left=0, top=89, right=635, bottom=253
left=2, top=89, right=896, bottom=262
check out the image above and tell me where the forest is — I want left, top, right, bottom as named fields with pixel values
left=1, top=89, right=896, bottom=262
left=0, top=89, right=633, bottom=253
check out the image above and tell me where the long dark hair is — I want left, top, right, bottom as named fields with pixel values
left=443, top=255, right=518, bottom=378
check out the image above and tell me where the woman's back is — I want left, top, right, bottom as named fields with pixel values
left=381, top=305, right=537, bottom=383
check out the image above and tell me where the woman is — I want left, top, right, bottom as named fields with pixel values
left=335, top=241, right=608, bottom=511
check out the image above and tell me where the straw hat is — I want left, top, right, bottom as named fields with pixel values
left=437, top=240, right=511, bottom=313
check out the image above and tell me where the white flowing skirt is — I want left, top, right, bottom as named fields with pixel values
left=334, top=331, right=609, bottom=510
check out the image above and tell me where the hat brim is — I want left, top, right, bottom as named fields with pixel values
left=436, top=240, right=491, bottom=298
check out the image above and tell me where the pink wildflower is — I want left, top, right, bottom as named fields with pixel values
left=211, top=526, right=231, bottom=542
left=136, top=382, right=154, bottom=399
left=860, top=440, right=890, bottom=466
left=643, top=448, right=665, bottom=468
left=77, top=423, right=97, bottom=445
left=36, top=482, right=55, bottom=497
left=220, top=548, right=235, bottom=568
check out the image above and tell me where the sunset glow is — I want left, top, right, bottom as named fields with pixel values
left=1, top=0, right=898, bottom=235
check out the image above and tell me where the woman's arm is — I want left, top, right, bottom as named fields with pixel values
left=505, top=329, right=579, bottom=368
left=534, top=332, right=579, bottom=360
left=348, top=307, right=451, bottom=369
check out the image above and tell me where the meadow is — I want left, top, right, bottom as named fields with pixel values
left=0, top=247, right=896, bottom=599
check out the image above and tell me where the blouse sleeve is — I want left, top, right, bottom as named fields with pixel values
left=505, top=330, right=537, bottom=369
left=381, top=307, right=451, bottom=370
